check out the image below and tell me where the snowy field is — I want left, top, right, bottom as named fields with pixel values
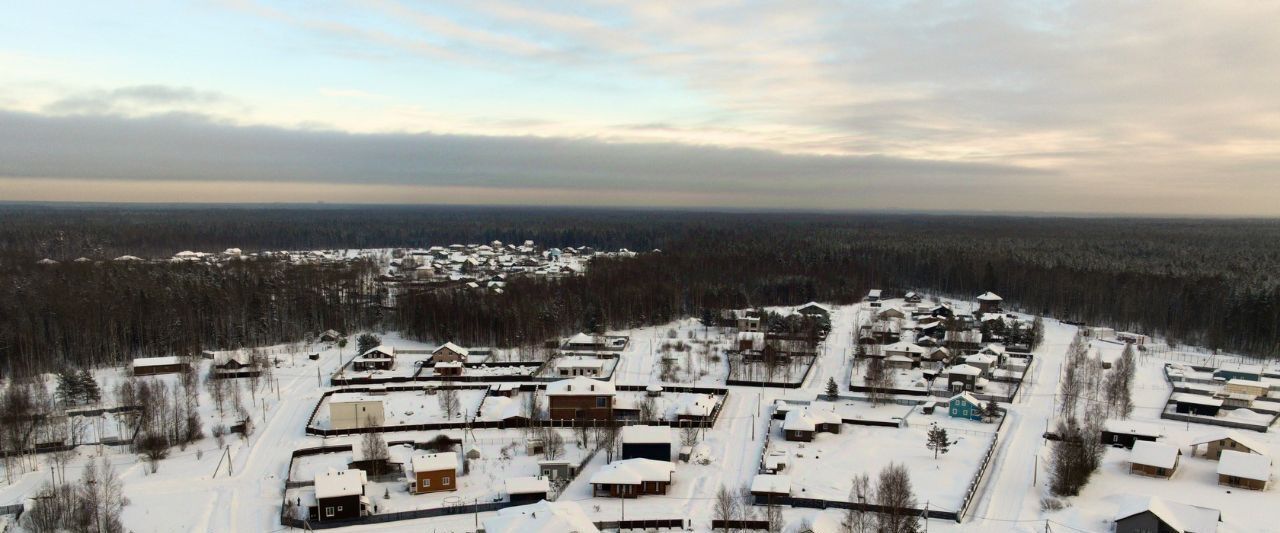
left=310, top=388, right=489, bottom=430
left=765, top=415, right=997, bottom=510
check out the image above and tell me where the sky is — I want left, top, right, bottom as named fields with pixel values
left=1, top=1, right=1278, bottom=215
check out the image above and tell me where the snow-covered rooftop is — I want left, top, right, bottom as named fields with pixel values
left=1171, top=393, right=1224, bottom=407
left=976, top=291, right=1003, bottom=301
left=328, top=392, right=383, bottom=404
left=411, top=452, right=457, bottom=473
left=314, top=468, right=367, bottom=499
left=1114, top=495, right=1219, bottom=533
left=434, top=342, right=469, bottom=356
left=1217, top=450, right=1269, bottom=481
left=1103, top=420, right=1162, bottom=438
left=1189, top=430, right=1265, bottom=452
left=589, top=458, right=674, bottom=485
left=360, top=345, right=397, bottom=357
left=504, top=476, right=551, bottom=495
left=621, top=425, right=672, bottom=444
left=483, top=500, right=599, bottom=533
left=750, top=474, right=792, bottom=494
left=1130, top=441, right=1180, bottom=469
left=948, top=364, right=982, bottom=376
left=132, top=356, right=182, bottom=367
left=545, top=377, right=615, bottom=396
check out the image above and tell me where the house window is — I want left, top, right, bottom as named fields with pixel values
left=423, top=478, right=430, bottom=487
left=443, top=476, right=451, bottom=486
left=596, top=397, right=608, bottom=407
left=951, top=408, right=958, bottom=415
left=325, top=507, right=334, bottom=517
left=336, top=506, right=342, bottom=512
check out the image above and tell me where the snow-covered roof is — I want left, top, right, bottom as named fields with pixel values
left=589, top=458, right=674, bottom=485
left=621, top=425, right=672, bottom=444
left=556, top=358, right=606, bottom=369
left=360, top=345, right=397, bottom=358
left=314, top=468, right=367, bottom=499
left=976, top=291, right=1003, bottom=301
left=1217, top=450, right=1269, bottom=481
left=1103, top=420, right=1162, bottom=438
left=1188, top=430, right=1265, bottom=452
left=750, top=474, right=791, bottom=494
left=868, top=289, right=882, bottom=297
left=980, top=343, right=1006, bottom=355
left=483, top=500, right=600, bottom=533
left=783, top=404, right=841, bottom=431
left=1114, top=495, right=1219, bottom=533
left=948, top=364, right=981, bottom=376
left=1171, top=393, right=1223, bottom=407
left=677, top=394, right=718, bottom=417
left=965, top=353, right=997, bottom=365
left=412, top=452, right=457, bottom=473
left=434, top=342, right=469, bottom=356
left=545, top=377, right=615, bottom=396
left=883, top=341, right=925, bottom=354
left=329, top=392, right=383, bottom=405
left=504, top=476, right=551, bottom=495
left=1226, top=378, right=1266, bottom=388
left=950, top=391, right=980, bottom=406
left=566, top=332, right=598, bottom=345
left=1130, top=441, right=1180, bottom=469
left=132, top=356, right=182, bottom=367
left=436, top=361, right=463, bottom=368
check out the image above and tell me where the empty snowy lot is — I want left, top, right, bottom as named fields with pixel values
left=766, top=415, right=997, bottom=510
left=309, top=388, right=489, bottom=430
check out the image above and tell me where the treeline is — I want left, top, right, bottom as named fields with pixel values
left=0, top=258, right=379, bottom=377
left=2, top=205, right=1280, bottom=377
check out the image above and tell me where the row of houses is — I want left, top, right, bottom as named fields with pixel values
left=1125, top=430, right=1271, bottom=491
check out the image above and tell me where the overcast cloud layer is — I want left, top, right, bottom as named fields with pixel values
left=1, top=1, right=1278, bottom=214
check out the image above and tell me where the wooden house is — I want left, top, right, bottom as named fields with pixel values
left=313, top=468, right=370, bottom=521
left=976, top=291, right=1003, bottom=313
left=430, top=342, right=469, bottom=363
left=409, top=452, right=457, bottom=494
left=318, top=329, right=345, bottom=343
left=904, top=291, right=922, bottom=304
left=621, top=425, right=673, bottom=462
left=589, top=458, right=675, bottom=498
left=1171, top=393, right=1222, bottom=417
left=1188, top=430, right=1266, bottom=460
left=1101, top=420, right=1162, bottom=449
left=352, top=345, right=396, bottom=372
left=948, top=392, right=983, bottom=421
left=882, top=341, right=925, bottom=362
left=865, top=289, right=882, bottom=302
left=504, top=477, right=551, bottom=504
left=545, top=377, right=614, bottom=420
left=1113, top=496, right=1219, bottom=533
left=1128, top=441, right=1181, bottom=478
left=877, top=307, right=906, bottom=320
left=782, top=404, right=842, bottom=442
left=1217, top=450, right=1270, bottom=490
left=131, top=356, right=189, bottom=376
left=795, top=302, right=830, bottom=318
left=946, top=364, right=983, bottom=392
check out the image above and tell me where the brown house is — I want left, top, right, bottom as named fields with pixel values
left=1217, top=450, right=1270, bottom=490
left=410, top=452, right=458, bottom=495
left=1129, top=441, right=1181, bottom=478
left=131, top=356, right=189, bottom=376
left=546, top=377, right=614, bottom=420
left=589, top=458, right=675, bottom=498
left=1189, top=430, right=1266, bottom=460
left=430, top=342, right=469, bottom=363
left=434, top=361, right=463, bottom=377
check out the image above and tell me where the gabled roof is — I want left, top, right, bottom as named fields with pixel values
left=484, top=500, right=600, bottom=533
left=621, top=425, right=672, bottom=444
left=1171, top=393, right=1223, bottom=407
left=883, top=341, right=925, bottom=354
left=1130, top=440, right=1181, bottom=469
left=411, top=452, right=457, bottom=473
left=589, top=458, right=675, bottom=485
left=545, top=376, right=615, bottom=396
left=1218, top=450, right=1270, bottom=481
left=976, top=291, right=1003, bottom=301
left=567, top=332, right=598, bottom=345
left=1188, top=430, right=1265, bottom=452
left=1114, top=496, right=1219, bottom=533
left=314, top=468, right=367, bottom=499
left=434, top=342, right=469, bottom=356
left=360, top=345, right=397, bottom=358
left=504, top=476, right=551, bottom=495
left=133, top=356, right=183, bottom=367
left=948, top=364, right=982, bottom=376
left=950, top=391, right=980, bottom=407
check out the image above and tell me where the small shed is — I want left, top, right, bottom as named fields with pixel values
left=1101, top=420, right=1162, bottom=449
left=505, top=476, right=552, bottom=504
left=1128, top=441, right=1181, bottom=478
left=749, top=474, right=792, bottom=503
left=1171, top=393, right=1222, bottom=417
left=1216, top=450, right=1270, bottom=490
left=620, top=425, right=673, bottom=462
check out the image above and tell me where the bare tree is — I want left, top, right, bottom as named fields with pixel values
left=639, top=396, right=658, bottom=422
left=843, top=473, right=875, bottom=533
left=714, top=484, right=740, bottom=533
left=362, top=430, right=390, bottom=475
left=543, top=428, right=565, bottom=460
left=875, top=462, right=919, bottom=533
left=864, top=357, right=890, bottom=406
left=438, top=387, right=461, bottom=419
left=764, top=500, right=785, bottom=533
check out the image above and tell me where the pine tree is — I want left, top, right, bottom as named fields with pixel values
left=983, top=400, right=1001, bottom=422
left=55, top=369, right=83, bottom=407
left=926, top=423, right=950, bottom=459
left=825, top=377, right=839, bottom=399
left=78, top=370, right=101, bottom=405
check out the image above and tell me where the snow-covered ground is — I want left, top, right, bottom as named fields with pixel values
left=310, top=388, right=489, bottom=430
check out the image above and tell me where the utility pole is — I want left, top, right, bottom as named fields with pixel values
left=473, top=498, right=479, bottom=529
left=316, top=367, right=321, bottom=387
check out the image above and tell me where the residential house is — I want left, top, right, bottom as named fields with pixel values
left=904, top=291, right=922, bottom=304
left=131, top=356, right=189, bottom=376
left=328, top=393, right=385, bottom=430
left=213, top=353, right=254, bottom=371
left=946, top=364, right=983, bottom=392
left=750, top=474, right=791, bottom=503
left=545, top=377, right=615, bottom=421
left=1224, top=379, right=1268, bottom=398
left=795, top=302, right=830, bottom=318
left=1216, top=450, right=1270, bottom=490
left=504, top=477, right=551, bottom=504
left=589, top=458, right=675, bottom=497
left=1212, top=363, right=1262, bottom=382
left=976, top=291, right=1003, bottom=313
left=884, top=354, right=914, bottom=370
left=352, top=345, right=396, bottom=372
left=1129, top=441, right=1181, bottom=478
left=948, top=392, right=983, bottom=421
left=409, top=452, right=458, bottom=495
left=1171, top=393, right=1223, bottom=417
left=430, top=342, right=469, bottom=363
left=313, top=468, right=370, bottom=521
left=877, top=307, right=906, bottom=320
left=1101, top=420, right=1162, bottom=449
left=318, top=329, right=345, bottom=343
left=944, top=329, right=984, bottom=352
left=782, top=404, right=842, bottom=442
left=737, top=314, right=762, bottom=333
left=866, top=289, right=882, bottom=302
left=483, top=500, right=599, bottom=533
left=964, top=353, right=998, bottom=376
left=1188, top=430, right=1266, bottom=460
left=1113, top=496, right=1219, bottom=533
left=882, top=341, right=925, bottom=362
left=924, top=347, right=951, bottom=364
left=621, top=425, right=673, bottom=462
left=554, top=358, right=607, bottom=377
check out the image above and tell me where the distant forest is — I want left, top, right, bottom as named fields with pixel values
left=2, top=204, right=1279, bottom=376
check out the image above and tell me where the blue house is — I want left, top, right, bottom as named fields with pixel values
left=1212, top=363, right=1262, bottom=382
left=948, top=392, right=984, bottom=421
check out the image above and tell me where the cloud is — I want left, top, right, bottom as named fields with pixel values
left=0, top=109, right=1050, bottom=206
left=43, top=85, right=233, bottom=116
